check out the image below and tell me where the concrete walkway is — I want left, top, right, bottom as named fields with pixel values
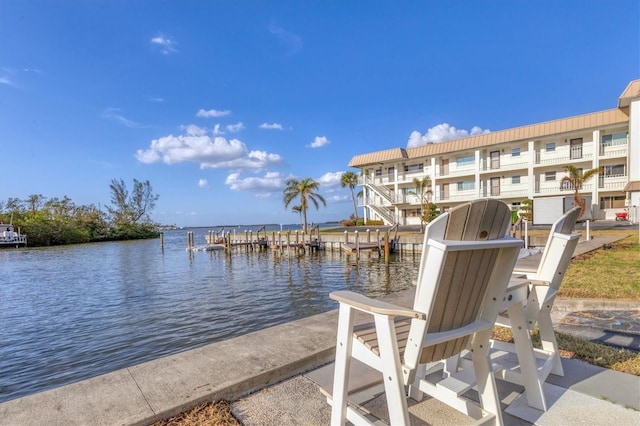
left=1, top=234, right=638, bottom=425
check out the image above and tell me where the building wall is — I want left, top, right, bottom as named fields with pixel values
left=353, top=83, right=639, bottom=225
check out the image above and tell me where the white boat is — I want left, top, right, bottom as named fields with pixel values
left=188, top=244, right=225, bottom=252
left=0, top=224, right=27, bottom=247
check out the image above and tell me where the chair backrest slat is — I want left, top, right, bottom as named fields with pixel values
left=535, top=206, right=580, bottom=276
left=523, top=206, right=581, bottom=325
left=406, top=199, right=521, bottom=366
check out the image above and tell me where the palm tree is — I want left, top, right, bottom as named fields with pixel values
left=412, top=176, right=433, bottom=231
left=291, top=205, right=303, bottom=226
left=560, top=165, right=599, bottom=219
left=340, top=171, right=359, bottom=220
left=283, top=178, right=326, bottom=234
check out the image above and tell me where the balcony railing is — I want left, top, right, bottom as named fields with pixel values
left=435, top=166, right=475, bottom=178
left=481, top=159, right=528, bottom=173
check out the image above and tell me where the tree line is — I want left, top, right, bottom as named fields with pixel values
left=0, top=179, right=159, bottom=247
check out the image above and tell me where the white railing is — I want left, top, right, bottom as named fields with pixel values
left=369, top=204, right=395, bottom=224
left=435, top=165, right=475, bottom=178
left=367, top=182, right=395, bottom=204
left=599, top=147, right=627, bottom=158
left=482, top=159, right=529, bottom=173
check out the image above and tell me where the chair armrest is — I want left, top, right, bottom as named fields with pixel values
left=330, top=290, right=426, bottom=320
left=513, top=266, right=538, bottom=275
left=529, top=279, right=550, bottom=287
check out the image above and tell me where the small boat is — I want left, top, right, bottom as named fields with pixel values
left=188, top=244, right=225, bottom=252
left=0, top=224, right=27, bottom=247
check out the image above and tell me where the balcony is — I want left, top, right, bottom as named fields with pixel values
left=599, top=146, right=628, bottom=159
left=435, top=165, right=475, bottom=179
left=481, top=158, right=529, bottom=174
left=534, top=144, right=594, bottom=166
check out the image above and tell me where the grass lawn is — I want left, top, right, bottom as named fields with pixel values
left=154, top=229, right=640, bottom=426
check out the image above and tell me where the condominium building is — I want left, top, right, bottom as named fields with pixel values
left=348, top=80, right=640, bottom=225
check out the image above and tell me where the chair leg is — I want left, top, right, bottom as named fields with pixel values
left=443, top=353, right=461, bottom=377
left=374, top=315, right=411, bottom=425
left=471, top=330, right=503, bottom=425
left=408, top=362, right=426, bottom=401
left=538, top=302, right=564, bottom=377
left=330, top=304, right=356, bottom=426
left=508, top=303, right=547, bottom=411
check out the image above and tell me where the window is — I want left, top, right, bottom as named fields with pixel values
left=456, top=155, right=475, bottom=167
left=602, top=164, right=625, bottom=177
left=512, top=148, right=521, bottom=157
left=375, top=168, right=382, bottom=176
left=403, top=163, right=424, bottom=173
left=601, top=132, right=627, bottom=147
left=600, top=196, right=626, bottom=209
left=404, top=208, right=422, bottom=217
left=545, top=142, right=556, bottom=152
left=512, top=176, right=521, bottom=184
left=545, top=171, right=556, bottom=181
left=457, top=180, right=475, bottom=191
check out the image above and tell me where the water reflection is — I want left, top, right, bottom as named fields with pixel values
left=0, top=229, right=419, bottom=402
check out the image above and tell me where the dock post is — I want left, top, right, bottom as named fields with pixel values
left=160, top=232, right=164, bottom=251
left=286, top=232, right=291, bottom=257
left=366, top=229, right=371, bottom=243
left=355, top=230, right=360, bottom=259
left=384, top=231, right=390, bottom=260
left=278, top=232, right=283, bottom=254
left=250, top=231, right=254, bottom=250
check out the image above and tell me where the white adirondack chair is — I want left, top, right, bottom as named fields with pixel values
left=328, top=199, right=523, bottom=425
left=488, top=206, right=582, bottom=410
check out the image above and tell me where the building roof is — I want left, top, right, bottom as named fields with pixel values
left=618, top=80, right=640, bottom=108
left=348, top=147, right=408, bottom=168
left=349, top=108, right=629, bottom=168
left=623, top=181, right=640, bottom=192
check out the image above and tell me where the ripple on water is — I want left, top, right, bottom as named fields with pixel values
left=0, top=229, right=419, bottom=402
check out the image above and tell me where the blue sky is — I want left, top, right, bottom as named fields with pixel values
left=1, top=1, right=638, bottom=227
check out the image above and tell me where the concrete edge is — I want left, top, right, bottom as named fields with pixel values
left=553, top=298, right=639, bottom=312
left=133, top=350, right=337, bottom=426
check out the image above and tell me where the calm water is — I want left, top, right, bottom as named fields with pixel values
left=0, top=228, right=419, bottom=403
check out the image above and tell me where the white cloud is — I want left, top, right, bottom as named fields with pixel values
left=326, top=194, right=350, bottom=203
left=268, top=21, right=303, bottom=56
left=149, top=97, right=165, bottom=103
left=136, top=129, right=283, bottom=170
left=182, top=124, right=207, bottom=136
left=226, top=122, right=244, bottom=133
left=198, top=179, right=209, bottom=188
left=259, top=122, right=284, bottom=130
left=309, top=136, right=330, bottom=148
left=151, top=34, right=178, bottom=54
left=102, top=108, right=147, bottom=128
left=212, top=124, right=224, bottom=135
left=202, top=150, right=283, bottom=169
left=0, top=76, right=15, bottom=86
left=197, top=109, right=231, bottom=118
left=225, top=171, right=286, bottom=193
left=316, top=171, right=343, bottom=187
left=407, top=123, right=490, bottom=148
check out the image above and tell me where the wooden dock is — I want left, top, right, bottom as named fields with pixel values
left=183, top=224, right=409, bottom=260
